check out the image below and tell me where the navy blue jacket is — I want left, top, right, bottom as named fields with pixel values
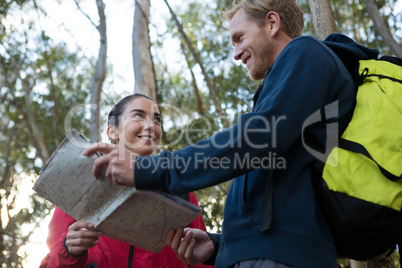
left=135, top=35, right=377, bottom=268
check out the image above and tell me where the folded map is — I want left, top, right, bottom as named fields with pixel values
left=33, top=129, right=201, bottom=253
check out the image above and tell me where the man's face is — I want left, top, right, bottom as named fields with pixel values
left=230, top=8, right=273, bottom=81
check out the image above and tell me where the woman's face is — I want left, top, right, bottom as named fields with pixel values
left=109, top=97, right=162, bottom=156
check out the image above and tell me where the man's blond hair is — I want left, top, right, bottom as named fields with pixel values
left=223, top=0, right=304, bottom=39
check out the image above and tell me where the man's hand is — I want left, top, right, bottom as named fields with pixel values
left=167, top=227, right=215, bottom=265
left=65, top=221, right=103, bottom=256
left=83, top=142, right=137, bottom=187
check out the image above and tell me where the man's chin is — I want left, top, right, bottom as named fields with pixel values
left=247, top=67, right=265, bottom=81
left=249, top=73, right=264, bottom=81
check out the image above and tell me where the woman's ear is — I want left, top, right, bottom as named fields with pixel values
left=107, top=125, right=119, bottom=142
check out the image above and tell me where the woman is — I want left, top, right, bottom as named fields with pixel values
left=40, top=93, right=212, bottom=268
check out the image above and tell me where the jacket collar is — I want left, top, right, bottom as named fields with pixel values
left=253, top=65, right=273, bottom=106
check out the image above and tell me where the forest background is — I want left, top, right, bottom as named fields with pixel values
left=0, top=0, right=401, bottom=267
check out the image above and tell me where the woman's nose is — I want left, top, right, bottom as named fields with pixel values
left=143, top=119, right=154, bottom=130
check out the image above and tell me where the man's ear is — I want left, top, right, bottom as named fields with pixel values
left=266, top=11, right=281, bottom=36
left=107, top=125, right=119, bottom=142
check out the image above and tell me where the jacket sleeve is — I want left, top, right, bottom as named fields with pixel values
left=39, top=208, right=88, bottom=268
left=187, top=193, right=215, bottom=268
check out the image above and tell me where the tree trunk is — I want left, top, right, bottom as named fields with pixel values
left=366, top=254, right=396, bottom=268
left=350, top=259, right=366, bottom=268
left=163, top=0, right=229, bottom=128
left=22, top=81, right=50, bottom=161
left=87, top=0, right=107, bottom=142
left=74, top=0, right=107, bottom=142
left=43, top=48, right=60, bottom=145
left=363, top=0, right=402, bottom=58
left=132, top=0, right=157, bottom=101
left=308, top=0, right=338, bottom=40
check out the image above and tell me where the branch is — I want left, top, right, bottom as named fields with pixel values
left=21, top=78, right=50, bottom=160
left=73, top=0, right=98, bottom=29
left=0, top=126, right=16, bottom=189
left=32, top=2, right=60, bottom=145
left=363, top=0, right=402, bottom=58
left=163, top=0, right=229, bottom=128
left=180, top=42, right=205, bottom=116
left=17, top=209, right=53, bottom=249
left=218, top=184, right=229, bottom=195
left=0, top=52, right=49, bottom=162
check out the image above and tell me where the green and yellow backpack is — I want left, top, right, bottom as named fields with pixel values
left=313, top=34, right=402, bottom=260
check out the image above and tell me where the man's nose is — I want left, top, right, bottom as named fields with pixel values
left=234, top=46, right=243, bottom=61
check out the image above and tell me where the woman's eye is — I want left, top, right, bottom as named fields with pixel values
left=154, top=117, right=162, bottom=124
left=132, top=114, right=144, bottom=120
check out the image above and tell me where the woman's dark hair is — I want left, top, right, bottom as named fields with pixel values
left=107, top=93, right=153, bottom=127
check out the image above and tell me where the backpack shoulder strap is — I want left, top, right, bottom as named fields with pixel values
left=379, top=55, right=402, bottom=66
left=339, top=138, right=402, bottom=181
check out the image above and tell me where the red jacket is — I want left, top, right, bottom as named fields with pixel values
left=40, top=193, right=213, bottom=268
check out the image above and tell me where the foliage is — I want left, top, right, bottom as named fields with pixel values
left=0, top=1, right=97, bottom=266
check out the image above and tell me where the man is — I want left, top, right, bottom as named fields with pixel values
left=84, top=0, right=374, bottom=267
